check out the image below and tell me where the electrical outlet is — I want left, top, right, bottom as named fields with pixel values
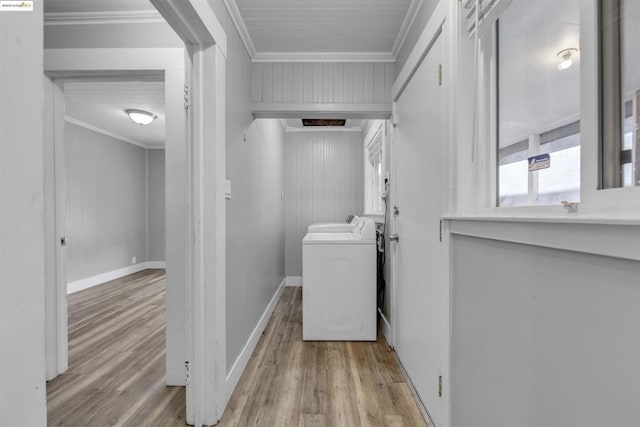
left=132, top=256, right=136, bottom=265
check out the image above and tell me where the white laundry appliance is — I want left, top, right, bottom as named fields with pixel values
left=306, top=215, right=359, bottom=233
left=302, top=217, right=377, bottom=341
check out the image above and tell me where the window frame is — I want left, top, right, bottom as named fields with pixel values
left=363, top=120, right=386, bottom=216
left=476, top=0, right=640, bottom=216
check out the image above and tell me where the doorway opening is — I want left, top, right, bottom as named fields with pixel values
left=44, top=74, right=185, bottom=425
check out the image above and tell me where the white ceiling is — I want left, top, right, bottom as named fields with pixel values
left=64, top=81, right=166, bottom=149
left=499, top=0, right=580, bottom=147
left=233, top=0, right=415, bottom=60
left=43, top=0, right=156, bottom=14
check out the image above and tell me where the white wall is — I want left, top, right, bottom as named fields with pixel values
left=147, top=149, right=165, bottom=262
left=206, top=0, right=287, bottom=375
left=0, top=5, right=47, bottom=426
left=226, top=119, right=286, bottom=370
left=451, top=234, right=640, bottom=427
left=65, top=122, right=149, bottom=283
left=284, top=131, right=364, bottom=277
left=251, top=62, right=395, bottom=104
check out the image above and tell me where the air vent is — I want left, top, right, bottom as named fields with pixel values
left=302, top=119, right=346, bottom=127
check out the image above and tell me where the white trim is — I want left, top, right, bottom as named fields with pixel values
left=378, top=308, right=393, bottom=348
left=391, top=0, right=424, bottom=59
left=447, top=218, right=640, bottom=262
left=392, top=0, right=448, bottom=102
left=222, top=0, right=256, bottom=58
left=64, top=116, right=154, bottom=149
left=44, top=77, right=68, bottom=380
left=396, top=356, right=435, bottom=427
left=252, top=103, right=392, bottom=120
left=224, top=278, right=286, bottom=402
left=45, top=48, right=184, bottom=72
left=285, top=276, right=303, bottom=287
left=252, top=51, right=395, bottom=63
left=44, top=46, right=187, bottom=388
left=146, top=261, right=167, bottom=269
left=67, top=261, right=166, bottom=295
left=44, top=10, right=165, bottom=26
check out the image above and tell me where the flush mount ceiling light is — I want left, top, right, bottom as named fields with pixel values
left=125, top=109, right=157, bottom=126
left=557, top=48, right=578, bottom=71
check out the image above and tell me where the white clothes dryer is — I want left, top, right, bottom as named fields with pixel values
left=302, top=217, right=377, bottom=341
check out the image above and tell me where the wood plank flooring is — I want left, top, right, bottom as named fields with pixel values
left=218, top=287, right=428, bottom=427
left=47, top=269, right=187, bottom=427
left=48, top=271, right=427, bottom=427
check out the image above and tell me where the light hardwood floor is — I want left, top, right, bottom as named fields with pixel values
left=47, top=269, right=186, bottom=426
left=48, top=270, right=427, bottom=427
left=219, top=287, right=427, bottom=427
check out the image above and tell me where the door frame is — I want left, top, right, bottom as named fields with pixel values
left=44, top=47, right=187, bottom=386
left=44, top=7, right=229, bottom=421
left=150, top=1, right=228, bottom=424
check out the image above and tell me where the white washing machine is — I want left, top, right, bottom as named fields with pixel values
left=302, top=217, right=377, bottom=341
left=307, top=215, right=359, bottom=233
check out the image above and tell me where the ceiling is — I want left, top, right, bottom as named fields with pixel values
left=64, top=80, right=166, bottom=149
left=229, top=0, right=417, bottom=60
left=43, top=0, right=156, bottom=14
left=44, top=0, right=419, bottom=61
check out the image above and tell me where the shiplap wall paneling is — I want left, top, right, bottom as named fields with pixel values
left=210, top=0, right=287, bottom=379
left=147, top=149, right=165, bottom=262
left=252, top=62, right=394, bottom=104
left=284, top=131, right=364, bottom=276
left=65, top=122, right=148, bottom=283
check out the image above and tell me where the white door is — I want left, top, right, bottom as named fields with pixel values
left=393, top=31, right=447, bottom=425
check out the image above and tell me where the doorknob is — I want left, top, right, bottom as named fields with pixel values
left=393, top=206, right=399, bottom=216
left=389, top=233, right=399, bottom=242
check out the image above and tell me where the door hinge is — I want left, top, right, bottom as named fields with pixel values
left=438, top=375, right=443, bottom=397
left=438, top=64, right=443, bottom=86
left=439, top=219, right=443, bottom=242
left=184, top=85, right=190, bottom=110
left=185, top=360, right=190, bottom=385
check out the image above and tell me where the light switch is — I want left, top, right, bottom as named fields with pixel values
left=225, top=179, right=231, bottom=199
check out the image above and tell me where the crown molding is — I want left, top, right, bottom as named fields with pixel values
left=221, top=1, right=420, bottom=63
left=252, top=51, right=395, bottom=63
left=222, top=0, right=257, bottom=57
left=64, top=116, right=161, bottom=149
left=44, top=10, right=164, bottom=26
left=391, top=0, right=424, bottom=59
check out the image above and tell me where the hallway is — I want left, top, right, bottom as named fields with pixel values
left=47, top=270, right=426, bottom=426
left=219, top=287, right=427, bottom=426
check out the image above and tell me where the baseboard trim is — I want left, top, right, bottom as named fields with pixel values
left=378, top=309, right=392, bottom=348
left=146, top=261, right=166, bottom=269
left=285, top=276, right=302, bottom=287
left=67, top=261, right=166, bottom=294
left=396, top=356, right=436, bottom=427
left=225, top=277, right=286, bottom=402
